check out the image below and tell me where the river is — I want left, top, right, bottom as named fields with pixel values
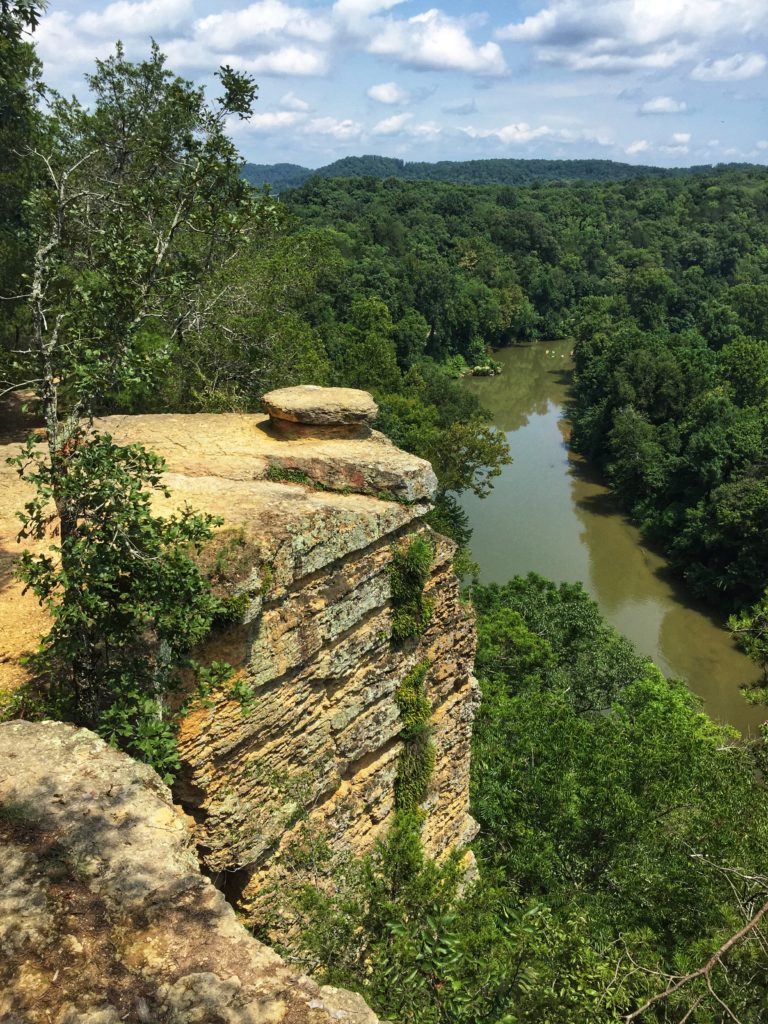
left=459, top=339, right=764, bottom=735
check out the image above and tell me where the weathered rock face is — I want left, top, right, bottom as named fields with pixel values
left=262, top=385, right=378, bottom=439
left=0, top=389, right=479, bottom=934
left=0, top=720, right=380, bottom=1024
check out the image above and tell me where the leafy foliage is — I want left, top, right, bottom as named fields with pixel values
left=7, top=432, right=229, bottom=780
left=394, top=661, right=434, bottom=813
left=389, top=535, right=435, bottom=643
left=471, top=574, right=768, bottom=1022
left=284, top=575, right=768, bottom=1023
left=730, top=587, right=768, bottom=702
left=283, top=813, right=637, bottom=1024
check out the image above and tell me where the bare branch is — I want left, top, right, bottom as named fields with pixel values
left=623, top=897, right=768, bottom=1021
left=0, top=380, right=44, bottom=399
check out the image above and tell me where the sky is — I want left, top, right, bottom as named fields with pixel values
left=33, top=0, right=768, bottom=167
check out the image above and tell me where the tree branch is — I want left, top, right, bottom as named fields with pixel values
left=623, top=897, right=768, bottom=1021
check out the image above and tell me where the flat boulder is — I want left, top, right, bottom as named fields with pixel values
left=262, top=385, right=378, bottom=428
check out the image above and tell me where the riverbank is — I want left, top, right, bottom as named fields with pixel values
left=459, top=339, right=764, bottom=734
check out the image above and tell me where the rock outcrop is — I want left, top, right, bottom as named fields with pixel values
left=0, top=387, right=479, bottom=936
left=0, top=720, right=380, bottom=1024
left=262, top=385, right=378, bottom=438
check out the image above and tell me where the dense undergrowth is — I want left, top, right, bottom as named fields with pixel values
left=283, top=574, right=768, bottom=1023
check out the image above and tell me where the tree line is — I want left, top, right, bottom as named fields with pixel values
left=243, top=155, right=761, bottom=192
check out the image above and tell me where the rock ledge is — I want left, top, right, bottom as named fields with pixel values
left=262, top=386, right=378, bottom=439
left=0, top=720, right=379, bottom=1024
left=263, top=386, right=378, bottom=426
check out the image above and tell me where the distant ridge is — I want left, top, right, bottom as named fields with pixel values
left=242, top=155, right=762, bottom=192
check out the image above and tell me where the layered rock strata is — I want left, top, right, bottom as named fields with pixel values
left=0, top=390, right=479, bottom=930
left=0, top=720, right=379, bottom=1024
left=262, top=385, right=378, bottom=439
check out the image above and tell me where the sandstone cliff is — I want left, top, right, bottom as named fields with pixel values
left=0, top=387, right=479, bottom=946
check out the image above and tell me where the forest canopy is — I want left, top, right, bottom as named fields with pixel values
left=242, top=155, right=763, bottom=193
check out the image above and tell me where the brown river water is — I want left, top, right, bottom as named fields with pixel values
left=459, top=339, right=764, bottom=735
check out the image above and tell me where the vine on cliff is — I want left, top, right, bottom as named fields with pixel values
left=394, top=659, right=436, bottom=814
left=389, top=534, right=435, bottom=644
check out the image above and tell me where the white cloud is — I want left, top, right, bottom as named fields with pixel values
left=368, top=112, right=441, bottom=139
left=462, top=121, right=612, bottom=146
left=194, top=1, right=332, bottom=50
left=368, top=9, right=507, bottom=75
left=77, top=0, right=193, bottom=36
left=692, top=52, right=767, bottom=80
left=372, top=111, right=413, bottom=134
left=367, top=81, right=410, bottom=104
left=757, top=139, right=768, bottom=150
left=243, top=110, right=306, bottom=131
left=536, top=41, right=697, bottom=72
left=462, top=122, right=556, bottom=144
left=304, top=116, right=364, bottom=139
left=36, top=12, right=116, bottom=68
left=279, top=91, right=311, bottom=111
left=640, top=95, right=687, bottom=114
left=333, top=0, right=405, bottom=19
left=660, top=130, right=691, bottom=153
left=497, top=0, right=766, bottom=74
left=159, top=1, right=334, bottom=77
left=221, top=46, right=328, bottom=75
left=412, top=120, right=441, bottom=139
left=626, top=139, right=650, bottom=155
left=498, top=0, right=765, bottom=46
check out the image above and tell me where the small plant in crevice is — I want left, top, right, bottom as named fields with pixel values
left=260, top=564, right=273, bottom=597
left=394, top=660, right=436, bottom=814
left=196, top=525, right=266, bottom=620
left=265, top=463, right=324, bottom=488
left=389, top=534, right=435, bottom=644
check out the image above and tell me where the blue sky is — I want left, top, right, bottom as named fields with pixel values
left=34, top=0, right=768, bottom=167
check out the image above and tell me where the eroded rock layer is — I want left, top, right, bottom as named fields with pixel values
left=0, top=720, right=379, bottom=1024
left=0, top=400, right=479, bottom=931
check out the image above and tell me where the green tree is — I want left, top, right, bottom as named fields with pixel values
left=3, top=44, right=259, bottom=771
left=730, top=587, right=768, bottom=698
left=5, top=42, right=259, bottom=513
left=0, top=0, right=45, bottom=356
left=329, top=296, right=402, bottom=392
left=8, top=434, right=229, bottom=779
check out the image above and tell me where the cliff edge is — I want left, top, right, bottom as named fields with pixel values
left=0, top=386, right=479, bottom=957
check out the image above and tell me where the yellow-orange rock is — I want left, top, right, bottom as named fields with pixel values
left=0, top=720, right=380, bottom=1024
left=0, top=400, right=478, bottom=933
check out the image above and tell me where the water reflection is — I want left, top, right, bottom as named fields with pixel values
left=461, top=339, right=763, bottom=734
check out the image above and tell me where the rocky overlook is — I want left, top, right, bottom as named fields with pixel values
left=0, top=387, right=479, bottom=1014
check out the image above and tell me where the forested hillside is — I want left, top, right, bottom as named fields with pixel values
left=243, top=155, right=760, bottom=191
left=283, top=574, right=768, bottom=1023
left=280, top=171, right=768, bottom=611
